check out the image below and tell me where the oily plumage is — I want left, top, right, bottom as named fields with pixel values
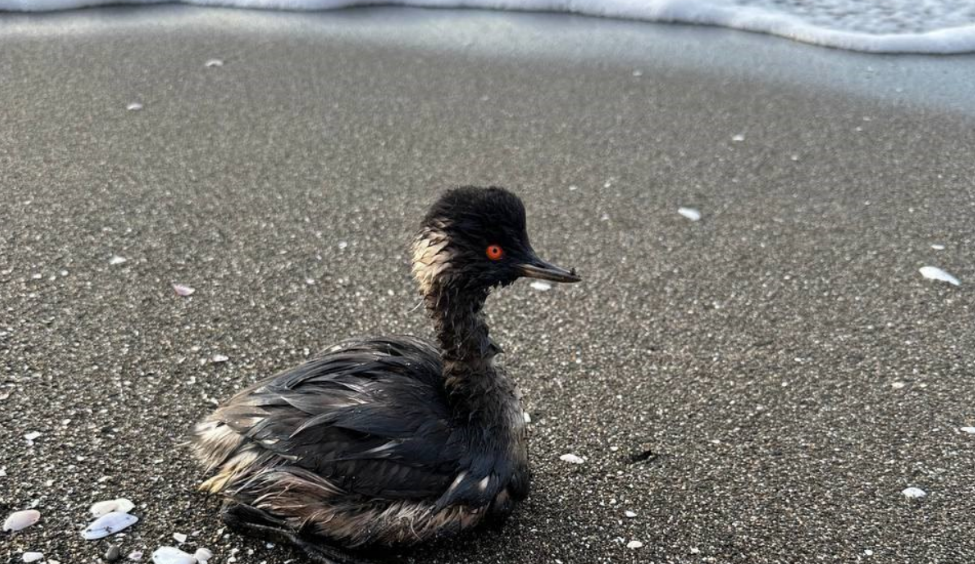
left=191, top=186, right=579, bottom=560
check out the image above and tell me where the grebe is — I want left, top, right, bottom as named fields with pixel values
left=191, top=186, right=580, bottom=563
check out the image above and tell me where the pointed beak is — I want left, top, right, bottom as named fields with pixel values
left=518, top=255, right=581, bottom=283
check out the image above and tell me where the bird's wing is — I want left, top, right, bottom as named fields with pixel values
left=210, top=336, right=464, bottom=500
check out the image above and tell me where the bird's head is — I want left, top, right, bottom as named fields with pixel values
left=412, top=186, right=580, bottom=298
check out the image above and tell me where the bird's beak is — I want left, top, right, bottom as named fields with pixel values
left=519, top=255, right=581, bottom=283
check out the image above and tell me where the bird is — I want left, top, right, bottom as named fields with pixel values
left=190, top=186, right=581, bottom=563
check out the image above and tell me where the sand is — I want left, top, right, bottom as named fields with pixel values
left=1, top=5, right=974, bottom=563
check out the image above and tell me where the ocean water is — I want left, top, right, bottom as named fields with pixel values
left=2, top=0, right=975, bottom=54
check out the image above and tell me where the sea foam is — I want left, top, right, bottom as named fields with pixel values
left=2, top=0, right=975, bottom=54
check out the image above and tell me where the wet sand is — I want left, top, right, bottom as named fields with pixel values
left=1, top=5, right=974, bottom=563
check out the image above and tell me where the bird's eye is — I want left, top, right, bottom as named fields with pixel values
left=486, top=244, right=504, bottom=261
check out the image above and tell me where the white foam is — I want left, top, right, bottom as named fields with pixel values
left=3, top=0, right=975, bottom=55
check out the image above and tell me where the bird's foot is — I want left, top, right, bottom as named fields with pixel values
left=221, top=502, right=374, bottom=564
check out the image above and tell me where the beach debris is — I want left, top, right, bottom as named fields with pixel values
left=90, top=499, right=135, bottom=518
left=931, top=244, right=945, bottom=250
left=212, top=354, right=229, bottom=364
left=731, top=133, right=745, bottom=142
left=126, top=103, right=143, bottom=112
left=205, top=59, right=224, bottom=68
left=960, top=427, right=975, bottom=434
left=24, top=431, right=42, bottom=445
left=919, top=266, right=959, bottom=286
left=902, top=487, right=926, bottom=499
left=106, top=545, right=122, bottom=562
left=624, top=510, right=637, bottom=518
left=82, top=511, right=138, bottom=540
left=559, top=454, right=584, bottom=464
left=530, top=280, right=552, bottom=292
left=4, top=510, right=41, bottom=532
left=109, top=256, right=128, bottom=266
left=678, top=207, right=702, bottom=221
left=128, top=551, right=144, bottom=561
left=627, top=540, right=644, bottom=549
left=22, top=553, right=44, bottom=563
left=151, top=546, right=213, bottom=564
left=173, top=284, right=195, bottom=297
left=173, top=532, right=187, bottom=544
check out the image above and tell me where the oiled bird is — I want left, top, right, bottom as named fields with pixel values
left=191, top=186, right=580, bottom=563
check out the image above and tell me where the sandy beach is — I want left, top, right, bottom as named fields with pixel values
left=1, top=5, right=974, bottom=563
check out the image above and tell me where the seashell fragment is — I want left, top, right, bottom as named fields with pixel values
left=22, top=552, right=44, bottom=563
left=627, top=540, right=644, bottom=549
left=173, top=532, right=187, bottom=544
left=4, top=509, right=41, bottom=532
left=559, top=453, right=584, bottom=464
left=83, top=511, right=138, bottom=540
left=173, top=284, right=195, bottom=297
left=151, top=546, right=197, bottom=564
left=193, top=548, right=213, bottom=562
left=902, top=487, right=926, bottom=499
left=919, top=266, right=960, bottom=286
left=90, top=499, right=135, bottom=517
left=678, top=207, right=702, bottom=221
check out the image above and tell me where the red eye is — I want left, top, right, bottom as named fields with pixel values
left=486, top=244, right=504, bottom=261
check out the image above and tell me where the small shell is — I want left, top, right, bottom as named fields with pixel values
left=919, top=266, right=960, bottom=286
left=151, top=546, right=196, bottom=564
left=902, top=487, right=926, bottom=499
left=211, top=354, right=229, bottom=363
left=90, top=499, right=135, bottom=517
left=678, top=207, right=702, bottom=221
left=627, top=540, right=644, bottom=549
left=22, top=552, right=44, bottom=563
left=559, top=453, right=585, bottom=464
left=192, top=548, right=213, bottom=562
left=83, top=511, right=138, bottom=540
left=173, top=284, right=195, bottom=297
left=3, top=509, right=41, bottom=532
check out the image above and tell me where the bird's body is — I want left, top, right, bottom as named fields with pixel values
left=191, top=187, right=579, bottom=562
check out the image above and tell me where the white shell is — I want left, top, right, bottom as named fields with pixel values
left=22, top=552, right=44, bottom=563
left=559, top=453, right=585, bottom=464
left=212, top=354, right=229, bottom=363
left=193, top=548, right=213, bottom=562
left=678, top=207, right=702, bottom=221
left=173, top=284, right=195, bottom=297
left=82, top=511, right=138, bottom=540
left=90, top=498, right=135, bottom=517
left=151, top=546, right=197, bottom=564
left=902, top=487, right=926, bottom=499
left=919, top=266, right=960, bottom=286
left=3, top=509, right=41, bottom=532
left=627, top=540, right=644, bottom=549
left=624, top=510, right=637, bottom=518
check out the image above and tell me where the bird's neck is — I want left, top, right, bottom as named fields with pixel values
left=426, top=284, right=501, bottom=398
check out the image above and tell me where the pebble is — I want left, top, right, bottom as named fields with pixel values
left=22, top=553, right=44, bottom=563
left=624, top=510, right=637, bottom=518
left=126, top=103, right=143, bottom=111
left=173, top=532, right=188, bottom=543
left=106, top=545, right=121, bottom=562
left=678, top=207, right=702, bottom=221
left=626, top=540, right=644, bottom=549
left=960, top=427, right=975, bottom=434
left=205, top=59, right=224, bottom=67
left=109, top=256, right=128, bottom=265
left=559, top=453, right=585, bottom=464
left=212, top=354, right=229, bottom=363
left=731, top=133, right=745, bottom=142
